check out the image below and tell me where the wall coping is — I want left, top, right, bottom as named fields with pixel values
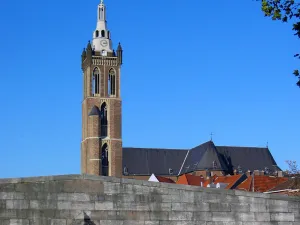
left=0, top=174, right=299, bottom=202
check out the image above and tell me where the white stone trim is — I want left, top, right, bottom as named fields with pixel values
left=89, top=159, right=102, bottom=161
left=178, top=150, right=190, bottom=175
left=81, top=137, right=122, bottom=143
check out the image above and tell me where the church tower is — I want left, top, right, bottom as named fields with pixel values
left=81, top=0, right=123, bottom=177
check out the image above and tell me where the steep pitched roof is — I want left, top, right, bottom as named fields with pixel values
left=216, top=146, right=279, bottom=173
left=122, top=141, right=281, bottom=176
left=179, top=141, right=229, bottom=175
left=122, top=147, right=188, bottom=176
left=176, top=174, right=205, bottom=186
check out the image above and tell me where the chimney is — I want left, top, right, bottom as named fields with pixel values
left=254, top=170, right=260, bottom=176
left=260, top=170, right=265, bottom=176
left=277, top=171, right=283, bottom=177
left=234, top=169, right=238, bottom=175
left=246, top=170, right=251, bottom=177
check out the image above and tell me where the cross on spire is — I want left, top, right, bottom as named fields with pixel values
left=210, top=132, right=214, bottom=141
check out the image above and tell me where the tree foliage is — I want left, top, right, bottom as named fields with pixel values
left=285, top=160, right=300, bottom=176
left=259, top=0, right=300, bottom=87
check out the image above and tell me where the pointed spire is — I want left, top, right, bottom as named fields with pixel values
left=117, top=42, right=123, bottom=65
left=87, top=40, right=92, bottom=51
left=81, top=48, right=87, bottom=62
left=117, top=42, right=122, bottom=51
left=100, top=0, right=104, bottom=4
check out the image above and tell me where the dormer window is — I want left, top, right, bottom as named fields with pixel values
left=212, top=161, right=218, bottom=170
left=169, top=168, right=173, bottom=175
left=123, top=167, right=128, bottom=175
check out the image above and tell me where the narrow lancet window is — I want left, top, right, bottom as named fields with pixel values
left=101, top=143, right=109, bottom=176
left=101, top=30, right=105, bottom=38
left=92, top=68, right=100, bottom=96
left=100, top=102, right=108, bottom=137
left=108, top=69, right=116, bottom=96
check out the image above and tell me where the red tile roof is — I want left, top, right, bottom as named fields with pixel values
left=176, top=174, right=205, bottom=186
left=213, top=174, right=244, bottom=189
left=236, top=175, right=288, bottom=192
left=155, top=176, right=175, bottom=184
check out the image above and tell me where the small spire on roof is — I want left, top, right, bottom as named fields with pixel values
left=210, top=132, right=214, bottom=141
left=100, top=0, right=104, bottom=4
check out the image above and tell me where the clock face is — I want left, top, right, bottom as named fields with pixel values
left=100, top=40, right=108, bottom=47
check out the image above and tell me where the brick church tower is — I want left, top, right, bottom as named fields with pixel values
left=81, top=0, right=123, bottom=177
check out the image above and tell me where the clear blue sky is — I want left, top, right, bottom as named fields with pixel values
left=0, top=0, right=299, bottom=178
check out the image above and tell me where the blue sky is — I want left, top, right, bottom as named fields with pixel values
left=0, top=0, right=299, bottom=178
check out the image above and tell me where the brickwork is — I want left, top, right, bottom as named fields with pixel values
left=0, top=175, right=299, bottom=224
left=81, top=51, right=123, bottom=178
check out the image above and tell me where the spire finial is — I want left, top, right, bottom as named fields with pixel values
left=101, top=0, right=104, bottom=4
left=210, top=132, right=214, bottom=141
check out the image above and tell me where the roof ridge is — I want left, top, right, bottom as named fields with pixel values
left=217, top=145, right=268, bottom=149
left=123, top=147, right=188, bottom=151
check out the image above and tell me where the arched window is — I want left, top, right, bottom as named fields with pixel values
left=108, top=69, right=116, bottom=96
left=107, top=31, right=110, bottom=39
left=101, top=143, right=109, bottom=176
left=95, top=30, right=99, bottom=37
left=92, top=68, right=100, bottom=96
left=100, top=102, right=108, bottom=137
left=101, top=30, right=105, bottom=38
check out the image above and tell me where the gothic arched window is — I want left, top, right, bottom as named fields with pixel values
left=101, top=143, right=109, bottom=176
left=101, top=30, right=105, bottom=38
left=95, top=30, right=99, bottom=37
left=100, top=102, right=108, bottom=137
left=92, top=67, right=100, bottom=96
left=108, top=69, right=116, bottom=96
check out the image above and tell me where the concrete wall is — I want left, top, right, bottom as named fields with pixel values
left=0, top=174, right=299, bottom=225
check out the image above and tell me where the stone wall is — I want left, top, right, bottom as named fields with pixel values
left=0, top=174, right=299, bottom=225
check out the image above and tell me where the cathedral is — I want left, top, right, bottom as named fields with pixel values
left=80, top=0, right=281, bottom=180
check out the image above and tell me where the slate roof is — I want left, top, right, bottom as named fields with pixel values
left=122, top=141, right=281, bottom=176
left=180, top=141, right=229, bottom=174
left=122, top=147, right=188, bottom=176
left=216, top=146, right=279, bottom=173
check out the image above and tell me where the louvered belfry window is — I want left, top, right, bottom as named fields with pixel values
left=100, top=102, right=108, bottom=137
left=108, top=69, right=116, bottom=96
left=92, top=67, right=100, bottom=96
